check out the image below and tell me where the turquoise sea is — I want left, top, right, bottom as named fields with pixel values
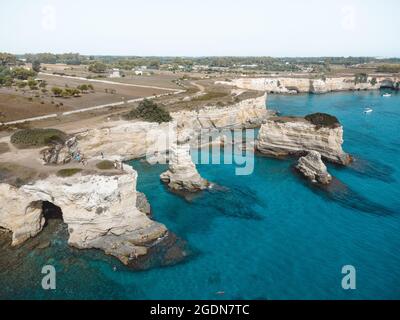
left=1, top=90, right=400, bottom=300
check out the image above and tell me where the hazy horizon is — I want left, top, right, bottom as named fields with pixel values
left=1, top=0, right=399, bottom=57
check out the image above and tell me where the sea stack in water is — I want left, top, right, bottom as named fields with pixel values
left=256, top=113, right=352, bottom=165
left=296, top=151, right=332, bottom=185
left=160, top=142, right=209, bottom=192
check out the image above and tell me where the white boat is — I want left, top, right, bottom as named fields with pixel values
left=364, top=108, right=373, bottom=114
left=382, top=93, right=392, bottom=97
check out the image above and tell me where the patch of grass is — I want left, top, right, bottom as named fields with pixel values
left=0, top=163, right=39, bottom=187
left=56, top=168, right=82, bottom=178
left=96, top=160, right=114, bottom=170
left=125, top=99, right=172, bottom=123
left=0, top=142, right=10, bottom=154
left=10, top=128, right=67, bottom=148
left=305, top=113, right=340, bottom=129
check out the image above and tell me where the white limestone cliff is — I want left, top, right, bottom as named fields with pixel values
left=160, top=142, right=209, bottom=192
left=0, top=167, right=168, bottom=265
left=256, top=117, right=351, bottom=165
left=217, top=76, right=399, bottom=94
left=296, top=151, right=332, bottom=184
left=75, top=93, right=269, bottom=162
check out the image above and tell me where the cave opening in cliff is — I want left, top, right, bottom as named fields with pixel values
left=380, top=79, right=394, bottom=89
left=42, top=201, right=63, bottom=225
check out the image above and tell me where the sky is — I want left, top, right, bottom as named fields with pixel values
left=0, top=0, right=399, bottom=57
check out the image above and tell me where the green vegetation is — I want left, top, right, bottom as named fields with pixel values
left=305, top=113, right=340, bottom=129
left=88, top=61, right=107, bottom=73
left=51, top=86, right=82, bottom=97
left=96, top=160, right=114, bottom=170
left=56, top=168, right=83, bottom=177
left=10, top=128, right=67, bottom=148
left=0, top=53, right=16, bottom=66
left=32, top=60, right=41, bottom=72
left=51, top=86, right=63, bottom=97
left=376, top=64, right=400, bottom=73
left=126, top=99, right=172, bottom=123
left=11, top=67, right=36, bottom=80
left=27, top=79, right=38, bottom=90
left=370, top=77, right=377, bottom=86
left=23, top=53, right=85, bottom=65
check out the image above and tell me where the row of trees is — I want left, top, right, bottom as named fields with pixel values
left=51, top=84, right=94, bottom=98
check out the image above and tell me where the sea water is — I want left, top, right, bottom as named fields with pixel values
left=1, top=90, right=400, bottom=300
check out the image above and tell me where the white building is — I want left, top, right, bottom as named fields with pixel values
left=109, top=68, right=121, bottom=78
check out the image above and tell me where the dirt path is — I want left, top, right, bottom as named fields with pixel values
left=40, top=73, right=181, bottom=92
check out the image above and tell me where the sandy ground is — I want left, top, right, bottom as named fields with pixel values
left=0, top=73, right=180, bottom=123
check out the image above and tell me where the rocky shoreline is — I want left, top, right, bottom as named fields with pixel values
left=0, top=93, right=269, bottom=267
left=217, top=76, right=400, bottom=94
left=0, top=89, right=353, bottom=269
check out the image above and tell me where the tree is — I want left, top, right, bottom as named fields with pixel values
left=11, top=67, right=36, bottom=80
left=88, top=62, right=107, bottom=73
left=77, top=84, right=89, bottom=92
left=16, top=81, right=27, bottom=89
left=51, top=87, right=63, bottom=97
left=126, top=99, right=172, bottom=123
left=0, top=53, right=16, bottom=66
left=28, top=79, right=38, bottom=90
left=32, top=60, right=41, bottom=72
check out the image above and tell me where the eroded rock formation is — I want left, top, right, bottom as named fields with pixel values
left=160, top=142, right=209, bottom=192
left=256, top=116, right=351, bottom=165
left=296, top=151, right=332, bottom=184
left=76, top=94, right=269, bottom=162
left=0, top=167, right=177, bottom=266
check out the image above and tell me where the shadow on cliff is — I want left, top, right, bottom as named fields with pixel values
left=292, top=167, right=395, bottom=216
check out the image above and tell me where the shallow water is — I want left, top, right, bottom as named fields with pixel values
left=1, top=90, right=400, bottom=300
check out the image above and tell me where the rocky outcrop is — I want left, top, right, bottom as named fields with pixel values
left=218, top=76, right=399, bottom=94
left=256, top=116, right=351, bottom=165
left=75, top=94, right=269, bottom=162
left=160, top=142, right=209, bottom=192
left=296, top=151, right=332, bottom=184
left=0, top=167, right=174, bottom=266
left=41, top=137, right=78, bottom=165
left=171, top=93, right=269, bottom=141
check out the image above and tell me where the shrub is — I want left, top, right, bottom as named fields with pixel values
left=10, top=128, right=67, bottom=148
left=51, top=87, right=63, bottom=97
left=56, top=168, right=82, bottom=177
left=88, top=62, right=107, bottom=73
left=305, top=113, right=340, bottom=129
left=96, top=160, right=114, bottom=170
left=125, top=99, right=172, bottom=123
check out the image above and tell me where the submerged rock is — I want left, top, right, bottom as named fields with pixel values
left=296, top=151, right=332, bottom=185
